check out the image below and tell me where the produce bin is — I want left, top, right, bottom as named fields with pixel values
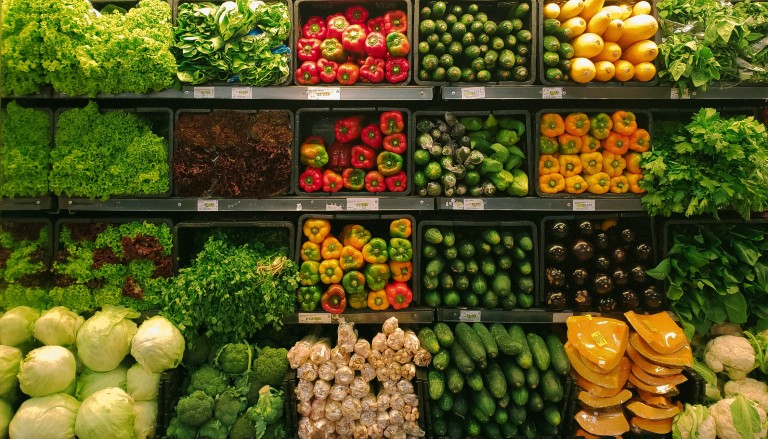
left=416, top=220, right=538, bottom=309
left=540, top=214, right=660, bottom=313
left=52, top=106, right=174, bottom=198
left=534, top=109, right=652, bottom=198
left=0, top=106, right=54, bottom=200
left=411, top=110, right=532, bottom=198
left=156, top=367, right=184, bottom=436
left=296, top=214, right=417, bottom=312
left=538, top=0, right=662, bottom=86
left=414, top=0, right=537, bottom=85
left=293, top=0, right=413, bottom=86
left=0, top=218, right=53, bottom=310
left=173, top=109, right=294, bottom=198
left=294, top=108, right=413, bottom=196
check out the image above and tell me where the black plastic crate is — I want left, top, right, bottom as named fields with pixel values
left=294, top=108, right=413, bottom=196
left=0, top=106, right=54, bottom=200
left=156, top=367, right=184, bottom=437
left=293, top=0, right=413, bottom=86
left=540, top=214, right=661, bottom=313
left=52, top=106, right=174, bottom=198
left=534, top=109, right=652, bottom=198
left=538, top=0, right=662, bottom=86
left=414, top=0, right=537, bottom=86
left=416, top=220, right=539, bottom=309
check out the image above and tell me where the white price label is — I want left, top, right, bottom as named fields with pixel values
left=325, top=202, right=344, bottom=211
left=670, top=88, right=691, bottom=99
left=298, top=313, right=333, bottom=324
left=463, top=198, right=485, bottom=210
left=231, top=87, right=252, bottom=99
left=193, top=87, right=215, bottom=99
left=572, top=199, right=596, bottom=211
left=542, top=87, right=564, bottom=99
left=197, top=199, right=219, bottom=211
left=307, top=87, right=341, bottom=100
left=461, top=87, right=486, bottom=99
left=459, top=310, right=482, bottom=322
left=552, top=312, right=574, bottom=323
left=347, top=198, right=379, bottom=211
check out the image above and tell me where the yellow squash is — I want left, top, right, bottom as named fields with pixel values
left=586, top=9, right=613, bottom=35
left=578, top=0, right=605, bottom=20
left=572, top=33, right=606, bottom=58
left=616, top=14, right=659, bottom=48
left=602, top=19, right=625, bottom=42
left=593, top=42, right=622, bottom=62
left=559, top=0, right=587, bottom=20
left=621, top=40, right=659, bottom=64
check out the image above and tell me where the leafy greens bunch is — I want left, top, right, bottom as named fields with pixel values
left=174, top=0, right=291, bottom=85
left=0, top=102, right=50, bottom=198
left=641, top=108, right=768, bottom=218
left=0, top=0, right=176, bottom=97
left=0, top=223, right=50, bottom=310
left=49, top=102, right=169, bottom=199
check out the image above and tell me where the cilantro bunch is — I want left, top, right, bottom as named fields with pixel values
left=0, top=102, right=50, bottom=198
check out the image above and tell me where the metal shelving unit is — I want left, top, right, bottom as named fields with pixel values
left=0, top=197, right=56, bottom=211
left=285, top=307, right=435, bottom=325
left=441, top=85, right=768, bottom=100
left=437, top=197, right=645, bottom=212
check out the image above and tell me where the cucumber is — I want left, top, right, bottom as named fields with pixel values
left=443, top=289, right=461, bottom=307
left=452, top=392, right=469, bottom=417
left=515, top=232, right=534, bottom=251
left=493, top=408, right=508, bottom=426
left=502, top=361, right=525, bottom=389
left=480, top=256, right=497, bottom=276
left=482, top=421, right=502, bottom=439
left=526, top=333, right=551, bottom=371
left=472, top=322, right=499, bottom=359
left=511, top=387, right=529, bottom=406
left=501, top=422, right=518, bottom=438
left=525, top=365, right=540, bottom=389
left=484, top=360, right=507, bottom=399
left=442, top=246, right=458, bottom=261
left=458, top=240, right=475, bottom=258
left=546, top=334, right=570, bottom=376
left=471, top=274, right=488, bottom=295
left=428, top=370, right=445, bottom=400
left=543, top=18, right=560, bottom=35
left=467, top=371, right=484, bottom=391
left=431, top=403, right=445, bottom=419
left=491, top=272, right=512, bottom=297
left=417, top=327, right=440, bottom=354
left=517, top=292, right=535, bottom=309
left=469, top=407, right=489, bottom=426
left=425, top=258, right=445, bottom=277
left=424, top=227, right=443, bottom=244
left=438, top=391, right=454, bottom=411
left=473, top=387, right=496, bottom=418
left=432, top=348, right=451, bottom=371
left=543, top=403, right=561, bottom=426
left=508, top=325, right=533, bottom=369
left=528, top=390, right=544, bottom=412
left=433, top=322, right=454, bottom=347
left=518, top=260, right=532, bottom=275
left=508, top=405, right=527, bottom=425
left=540, top=369, right=564, bottom=403
left=446, top=419, right=464, bottom=439
left=482, top=228, right=501, bottom=245
left=521, top=421, right=537, bottom=439
left=497, top=392, right=511, bottom=409
left=455, top=322, right=487, bottom=367
left=449, top=258, right=465, bottom=273
left=450, top=339, right=475, bottom=374
left=446, top=366, right=464, bottom=393
left=465, top=259, right=479, bottom=274
left=491, top=323, right=522, bottom=356
left=432, top=418, right=448, bottom=437
left=439, top=272, right=454, bottom=289
left=422, top=243, right=438, bottom=259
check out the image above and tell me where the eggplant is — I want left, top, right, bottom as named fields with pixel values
left=572, top=239, right=594, bottom=262
left=574, top=289, right=592, bottom=311
left=634, top=243, right=653, bottom=261
left=595, top=255, right=611, bottom=272
left=619, top=228, right=636, bottom=244
left=642, top=285, right=664, bottom=309
left=547, top=244, right=567, bottom=264
left=546, top=291, right=568, bottom=311
left=578, top=220, right=594, bottom=236
left=571, top=268, right=589, bottom=286
left=612, top=267, right=629, bottom=287
left=546, top=267, right=567, bottom=288
left=598, top=296, right=618, bottom=312
left=594, top=231, right=611, bottom=251
left=593, top=273, right=614, bottom=295
left=550, top=221, right=569, bottom=239
left=630, top=265, right=648, bottom=284
left=620, top=289, right=640, bottom=310
left=612, top=247, right=627, bottom=265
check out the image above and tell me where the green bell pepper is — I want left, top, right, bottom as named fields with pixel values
left=297, top=285, right=323, bottom=311
left=468, top=130, right=493, bottom=142
left=342, top=270, right=366, bottom=296
left=364, top=263, right=391, bottom=291
left=504, top=145, right=526, bottom=170
left=540, top=136, right=559, bottom=154
left=388, top=238, right=413, bottom=263
left=499, top=118, right=525, bottom=137
left=484, top=114, right=498, bottom=130
left=489, top=143, right=509, bottom=163
left=362, top=237, right=389, bottom=264
left=489, top=170, right=515, bottom=191
left=479, top=158, right=503, bottom=175
left=506, top=168, right=529, bottom=196
left=348, top=290, right=368, bottom=309
left=495, top=129, right=519, bottom=146
left=299, top=260, right=321, bottom=286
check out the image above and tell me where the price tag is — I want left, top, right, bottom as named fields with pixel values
left=197, top=199, right=219, bottom=212
left=298, top=313, right=333, bottom=324
left=347, top=198, right=379, bottom=211
left=542, top=87, right=564, bottom=99
left=572, top=199, right=596, bottom=211
left=463, top=198, right=485, bottom=210
left=591, top=331, right=608, bottom=347
left=670, top=88, right=691, bottom=99
left=307, top=87, right=341, bottom=100
left=231, top=87, right=252, bottom=99
left=459, top=310, right=482, bottom=322
left=461, top=87, right=486, bottom=99
left=552, top=312, right=574, bottom=323
left=193, top=87, right=214, bottom=99
left=325, top=202, right=344, bottom=211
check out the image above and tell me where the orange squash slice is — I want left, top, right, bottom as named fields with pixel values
left=636, top=390, right=674, bottom=408
left=628, top=371, right=679, bottom=396
left=575, top=407, right=630, bottom=436
left=573, top=369, right=626, bottom=398
left=566, top=342, right=629, bottom=389
left=631, top=364, right=687, bottom=387
left=630, top=416, right=673, bottom=434
left=574, top=428, right=601, bottom=439
left=629, top=333, right=693, bottom=367
left=567, top=315, right=629, bottom=370
left=626, top=400, right=681, bottom=420
left=625, top=311, right=688, bottom=354
left=626, top=343, right=684, bottom=376
left=578, top=388, right=633, bottom=409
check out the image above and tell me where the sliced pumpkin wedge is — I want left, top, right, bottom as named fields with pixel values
left=631, top=364, right=687, bottom=387
left=628, top=371, right=679, bottom=396
left=575, top=408, right=630, bottom=437
left=566, top=342, right=628, bottom=389
left=574, top=428, right=601, bottom=439
left=625, top=311, right=687, bottom=354
left=626, top=400, right=681, bottom=420
left=627, top=343, right=684, bottom=376
left=567, top=315, right=629, bottom=371
left=630, top=416, right=674, bottom=434
left=629, top=332, right=693, bottom=367
left=578, top=388, right=633, bottom=409
left=573, top=369, right=626, bottom=398
left=637, top=390, right=674, bottom=408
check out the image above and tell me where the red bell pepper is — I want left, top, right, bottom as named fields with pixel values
left=385, top=171, right=408, bottom=192
left=337, top=62, right=360, bottom=85
left=364, top=31, right=387, bottom=58
left=367, top=17, right=384, bottom=33
left=317, top=58, right=338, bottom=83
left=365, top=171, right=386, bottom=192
left=344, top=5, right=369, bottom=25
left=342, top=168, right=365, bottom=191
left=360, top=56, right=385, bottom=83
left=361, top=123, right=383, bottom=149
left=380, top=111, right=405, bottom=135
left=385, top=57, right=409, bottom=83
left=320, top=38, right=347, bottom=63
left=299, top=167, right=323, bottom=192
left=341, top=24, right=367, bottom=54
left=386, top=31, right=410, bottom=57
left=384, top=10, right=407, bottom=34
left=327, top=14, right=350, bottom=41
left=351, top=145, right=375, bottom=169
left=303, top=16, right=327, bottom=39
left=303, top=135, right=325, bottom=146
left=335, top=115, right=365, bottom=143
left=385, top=281, right=412, bottom=310
left=383, top=133, right=406, bottom=153
left=327, top=140, right=352, bottom=171
left=322, top=169, right=343, bottom=192
left=321, top=283, right=347, bottom=314
left=297, top=38, right=322, bottom=62
left=295, top=61, right=320, bottom=85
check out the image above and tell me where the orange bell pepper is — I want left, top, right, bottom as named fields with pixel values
left=539, top=173, right=565, bottom=194
left=565, top=175, right=588, bottom=194
left=367, top=289, right=389, bottom=310
left=389, top=218, right=411, bottom=238
left=321, top=236, right=343, bottom=259
left=626, top=173, right=645, bottom=194
left=629, top=128, right=651, bottom=152
left=610, top=175, right=630, bottom=193
left=602, top=152, right=627, bottom=177
left=580, top=152, right=603, bottom=175
left=539, top=154, right=560, bottom=175
left=580, top=134, right=601, bottom=153
left=603, top=132, right=630, bottom=155
left=389, top=260, right=412, bottom=282
left=565, top=112, right=591, bottom=136
left=585, top=172, right=611, bottom=194
left=540, top=113, right=565, bottom=137
left=303, top=218, right=331, bottom=243
left=625, top=152, right=643, bottom=174
left=611, top=110, right=637, bottom=135
left=558, top=133, right=583, bottom=154
left=341, top=224, right=371, bottom=250
left=319, top=259, right=343, bottom=284
left=339, top=245, right=365, bottom=271
left=559, top=154, right=583, bottom=178
left=300, top=241, right=322, bottom=261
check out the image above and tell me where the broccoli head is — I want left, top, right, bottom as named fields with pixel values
left=198, top=418, right=229, bottom=439
left=215, top=386, right=248, bottom=426
left=215, top=342, right=254, bottom=375
left=247, top=385, right=284, bottom=425
left=183, top=333, right=211, bottom=366
left=188, top=364, right=229, bottom=397
left=177, top=390, right=215, bottom=427
left=229, top=415, right=257, bottom=439
left=251, top=346, right=289, bottom=388
left=262, top=423, right=287, bottom=439
left=165, top=416, right=197, bottom=439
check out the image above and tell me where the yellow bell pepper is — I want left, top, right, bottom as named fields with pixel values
left=585, top=172, right=611, bottom=194
left=626, top=173, right=645, bottom=194
left=300, top=241, right=322, bottom=261
left=559, top=154, right=583, bottom=178
left=539, top=173, right=565, bottom=194
left=320, top=236, right=342, bottom=260
left=624, top=152, right=643, bottom=174
left=565, top=175, right=588, bottom=194
left=367, top=290, right=389, bottom=310
left=319, top=259, right=343, bottom=284
left=339, top=245, right=365, bottom=271
left=602, top=152, right=626, bottom=177
left=539, top=154, right=560, bottom=176
left=610, top=175, right=630, bottom=194
left=389, top=218, right=411, bottom=238
left=303, top=219, right=331, bottom=243
left=580, top=152, right=603, bottom=175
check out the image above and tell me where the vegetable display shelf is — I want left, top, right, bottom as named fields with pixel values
left=437, top=196, right=644, bottom=211
left=0, top=197, right=56, bottom=211
left=285, top=307, right=436, bottom=324
left=437, top=307, right=575, bottom=323
left=440, top=84, right=768, bottom=100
